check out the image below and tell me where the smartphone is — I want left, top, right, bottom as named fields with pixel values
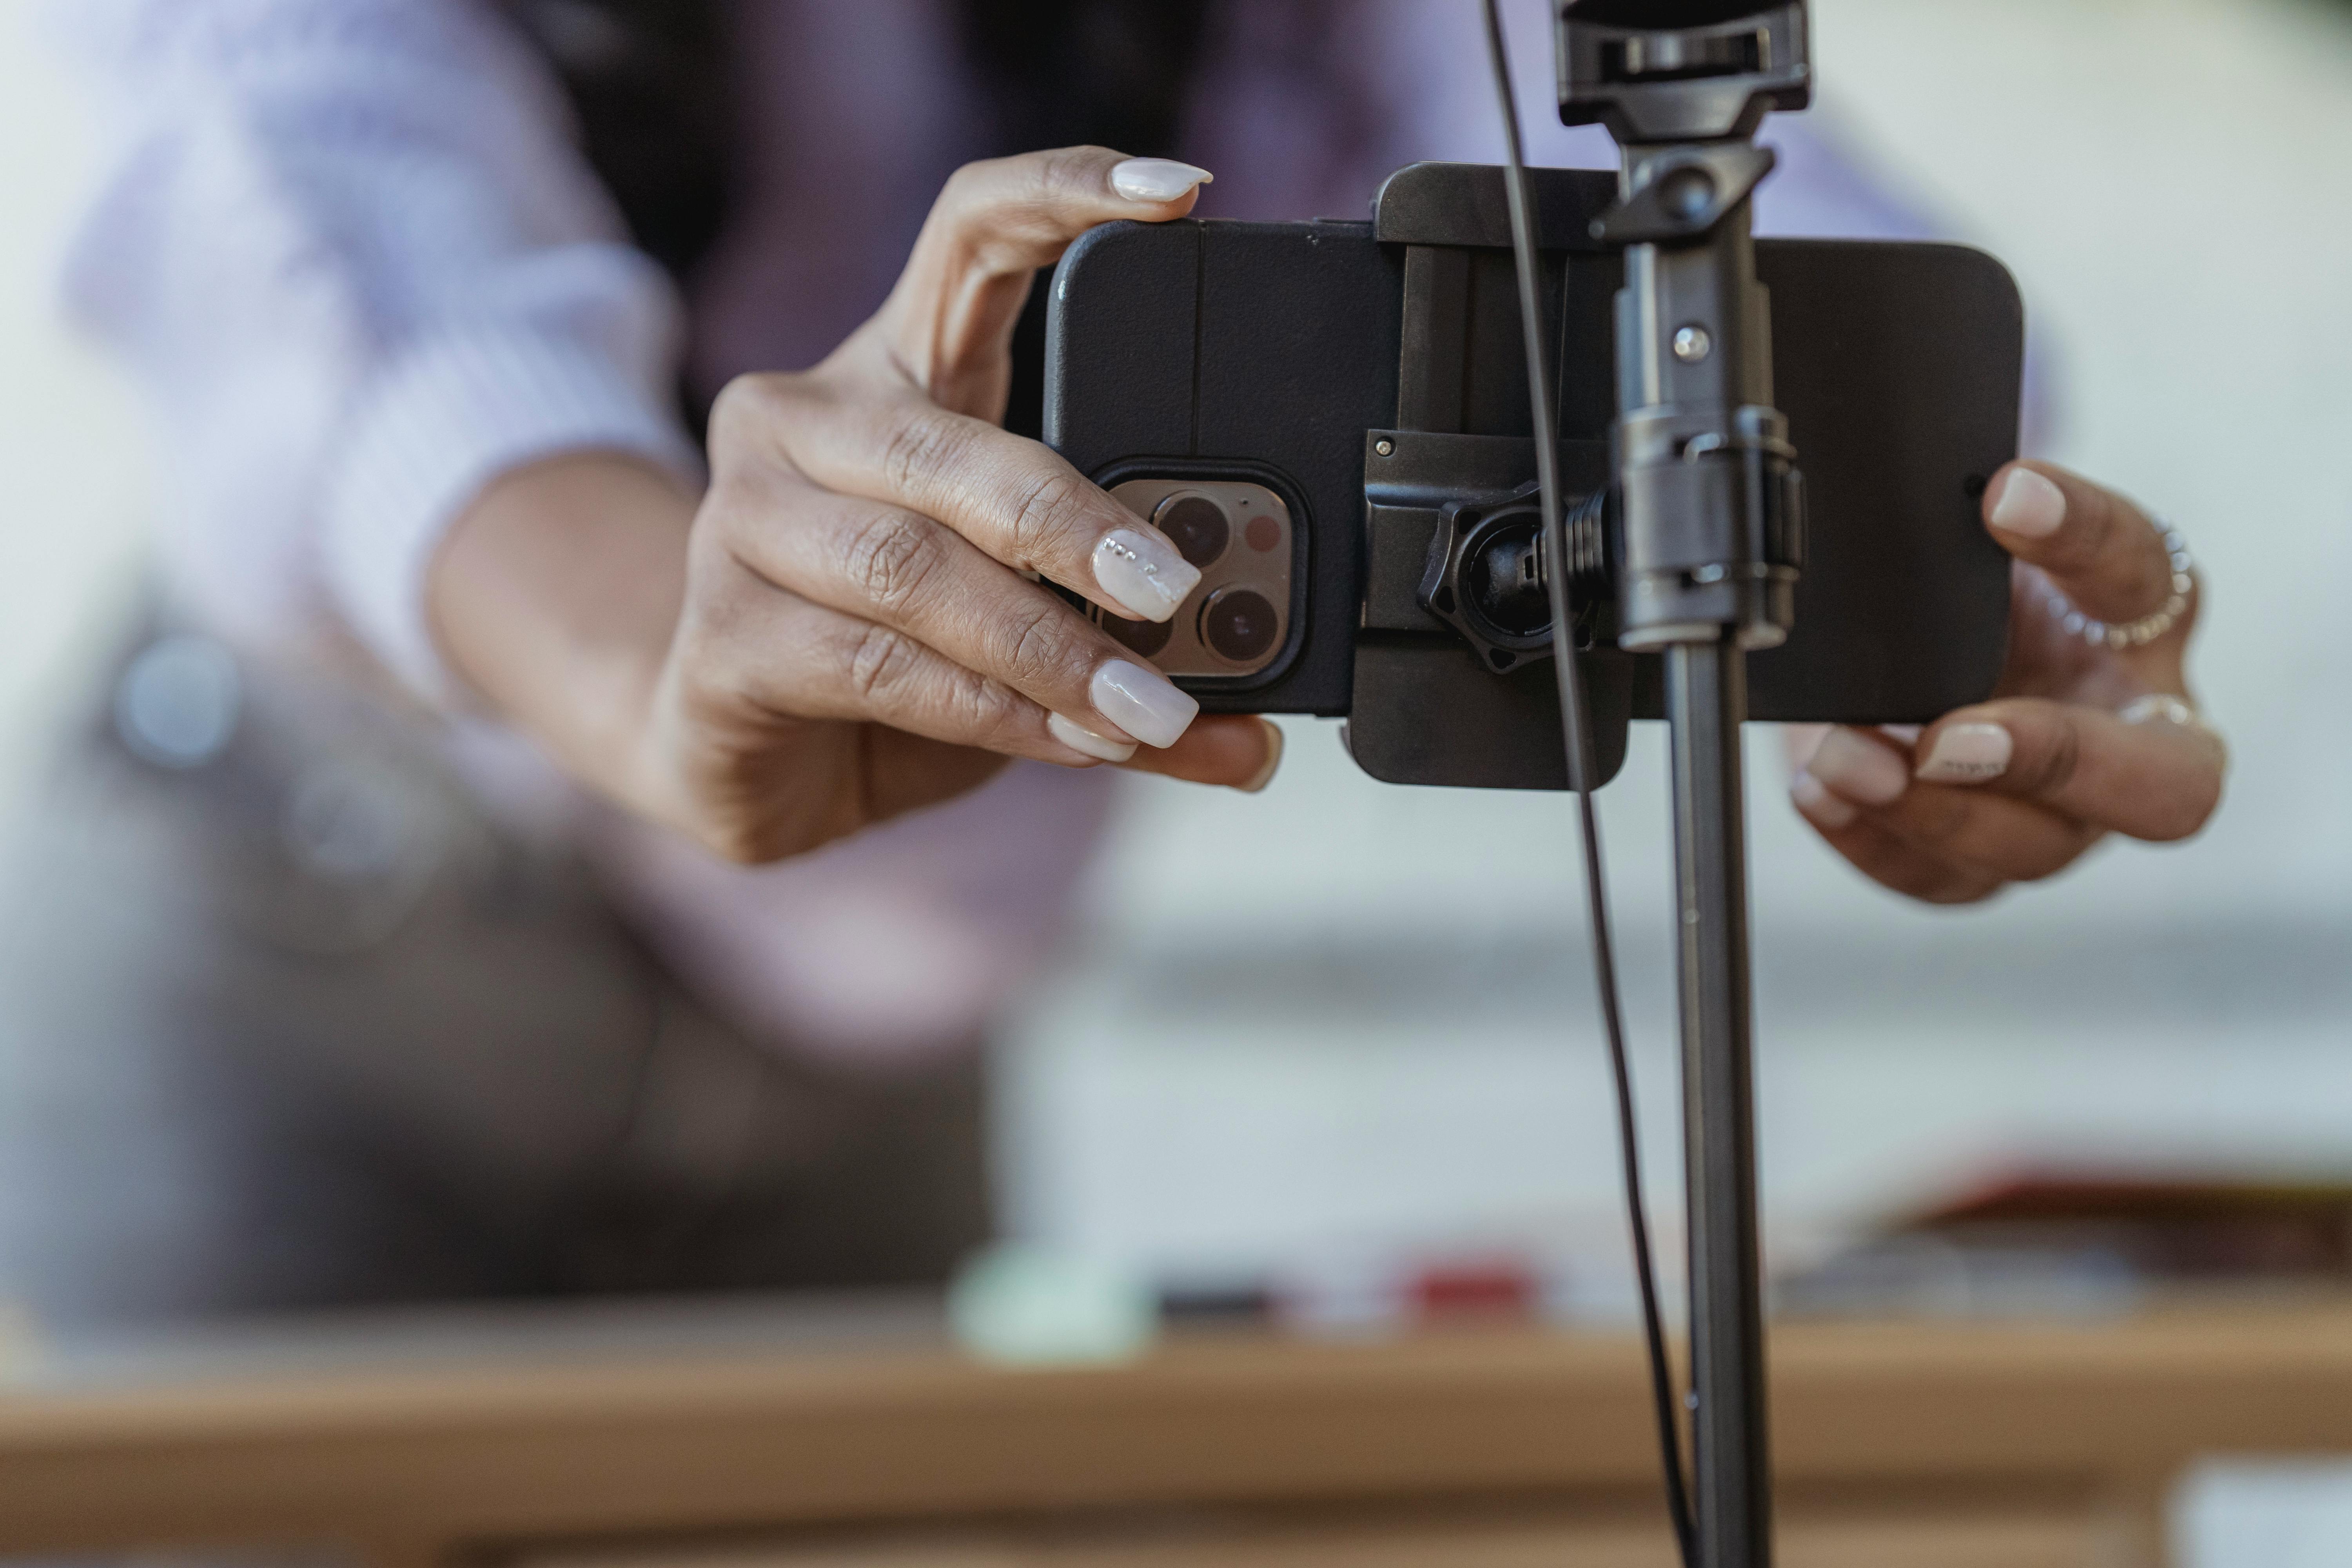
left=1044, top=163, right=2024, bottom=788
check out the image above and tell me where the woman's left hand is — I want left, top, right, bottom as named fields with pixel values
left=1788, top=460, right=2226, bottom=904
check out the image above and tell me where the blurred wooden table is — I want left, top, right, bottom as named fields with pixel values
left=4, top=1299, right=2352, bottom=1568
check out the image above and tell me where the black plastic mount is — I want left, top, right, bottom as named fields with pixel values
left=1367, top=162, right=1618, bottom=674
left=1574, top=7, right=1808, bottom=655
left=1413, top=482, right=1609, bottom=673
left=1336, top=161, right=2018, bottom=788
left=1346, top=162, right=1636, bottom=792
left=1593, top=143, right=1775, bottom=246
left=1557, top=1, right=1811, bottom=145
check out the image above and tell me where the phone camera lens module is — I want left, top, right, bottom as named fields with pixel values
left=1100, top=611, right=1174, bottom=660
left=1200, top=587, right=1279, bottom=665
left=1154, top=495, right=1230, bottom=569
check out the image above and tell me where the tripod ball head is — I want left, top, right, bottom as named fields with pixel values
left=1556, top=0, right=1811, bottom=145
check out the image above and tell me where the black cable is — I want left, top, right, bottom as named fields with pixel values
left=1477, top=5, right=1697, bottom=1563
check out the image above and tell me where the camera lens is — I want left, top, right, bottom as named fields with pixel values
left=1200, top=588, right=1280, bottom=665
left=1099, top=611, right=1173, bottom=660
left=1154, top=495, right=1230, bottom=569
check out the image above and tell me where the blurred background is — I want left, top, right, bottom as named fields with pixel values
left=0, top=0, right=2346, bottom=1561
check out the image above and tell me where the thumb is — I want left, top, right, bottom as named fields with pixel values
left=1982, top=461, right=2193, bottom=644
left=1912, top=696, right=2223, bottom=842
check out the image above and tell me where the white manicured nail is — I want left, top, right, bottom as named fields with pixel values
left=1916, top=722, right=2013, bottom=784
left=1110, top=158, right=1214, bottom=203
left=1808, top=726, right=1909, bottom=806
left=1877, top=724, right=1923, bottom=746
left=1091, top=659, right=1198, bottom=750
left=1989, top=467, right=2066, bottom=538
left=1049, top=713, right=1136, bottom=764
left=1791, top=770, right=1858, bottom=829
left=1238, top=718, right=1284, bottom=794
left=1093, top=528, right=1201, bottom=623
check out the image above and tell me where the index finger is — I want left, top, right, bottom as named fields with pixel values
left=773, top=385, right=1206, bottom=626
left=1982, top=461, right=2193, bottom=636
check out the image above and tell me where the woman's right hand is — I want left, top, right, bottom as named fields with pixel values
left=435, top=149, right=1281, bottom=864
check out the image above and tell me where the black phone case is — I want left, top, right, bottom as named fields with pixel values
left=1044, top=166, right=2024, bottom=788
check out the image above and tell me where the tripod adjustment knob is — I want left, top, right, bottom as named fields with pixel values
left=1416, top=483, right=1612, bottom=674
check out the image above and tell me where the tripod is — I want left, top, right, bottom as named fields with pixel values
left=1559, top=6, right=1812, bottom=1566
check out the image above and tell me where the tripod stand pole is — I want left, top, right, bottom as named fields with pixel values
left=1553, top=9, right=1814, bottom=1563
left=1667, top=640, right=1771, bottom=1568
left=1606, top=147, right=1795, bottom=1568
left=1586, top=71, right=1802, bottom=1568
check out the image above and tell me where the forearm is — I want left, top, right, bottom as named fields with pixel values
left=429, top=452, right=697, bottom=806
left=58, top=0, right=702, bottom=702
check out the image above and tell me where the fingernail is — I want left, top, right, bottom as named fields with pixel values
left=1094, top=528, right=1202, bottom=623
left=1878, top=724, right=1923, bottom=746
left=1989, top=467, right=2066, bottom=538
left=1091, top=659, right=1199, bottom=750
left=1110, top=158, right=1214, bottom=203
left=1808, top=726, right=1910, bottom=806
left=1790, top=770, right=1858, bottom=829
left=1048, top=713, right=1136, bottom=764
left=1916, top=722, right=2013, bottom=784
left=1237, top=718, right=1285, bottom=794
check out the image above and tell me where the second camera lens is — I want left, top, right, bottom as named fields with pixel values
left=1154, top=495, right=1230, bottom=569
left=1099, top=612, right=1173, bottom=660
left=1200, top=588, right=1280, bottom=665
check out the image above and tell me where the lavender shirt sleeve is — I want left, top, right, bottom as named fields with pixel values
left=52, top=0, right=702, bottom=698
